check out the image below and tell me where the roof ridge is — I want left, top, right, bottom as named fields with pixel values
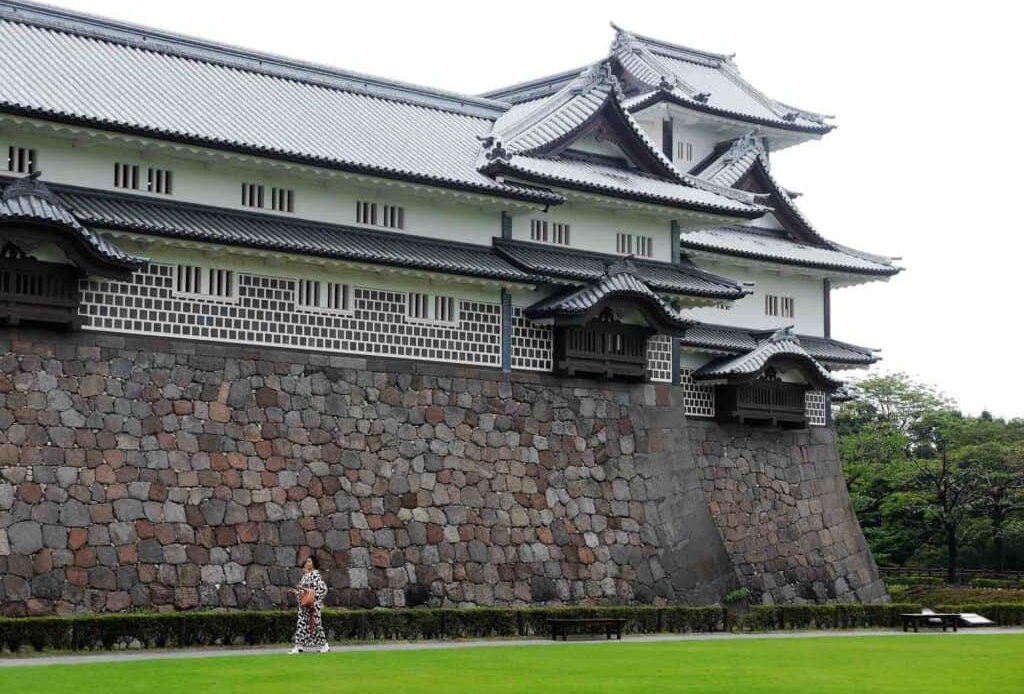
left=610, top=23, right=732, bottom=66
left=479, top=66, right=587, bottom=103
left=0, top=0, right=509, bottom=119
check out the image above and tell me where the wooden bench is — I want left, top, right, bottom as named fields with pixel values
left=900, top=613, right=959, bottom=632
left=548, top=618, right=626, bottom=641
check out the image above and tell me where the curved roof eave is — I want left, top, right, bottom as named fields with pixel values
left=483, top=160, right=766, bottom=220
left=624, top=88, right=834, bottom=136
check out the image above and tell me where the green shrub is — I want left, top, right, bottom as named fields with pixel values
left=0, top=601, right=1019, bottom=653
left=723, top=587, right=751, bottom=605
left=968, top=578, right=1016, bottom=590
left=736, top=604, right=923, bottom=631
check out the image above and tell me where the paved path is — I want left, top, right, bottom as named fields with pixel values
left=2, top=627, right=1021, bottom=668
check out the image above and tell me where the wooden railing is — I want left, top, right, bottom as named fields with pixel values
left=718, top=380, right=808, bottom=426
left=554, top=323, right=651, bottom=380
left=0, top=258, right=80, bottom=328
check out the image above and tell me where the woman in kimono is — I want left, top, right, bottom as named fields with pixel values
left=288, top=556, right=329, bottom=654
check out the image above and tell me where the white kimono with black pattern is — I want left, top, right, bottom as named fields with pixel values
left=293, top=569, right=328, bottom=649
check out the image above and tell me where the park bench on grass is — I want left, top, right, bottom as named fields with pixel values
left=548, top=618, right=626, bottom=641
left=900, top=608, right=996, bottom=632
left=957, top=612, right=995, bottom=627
left=900, top=609, right=959, bottom=632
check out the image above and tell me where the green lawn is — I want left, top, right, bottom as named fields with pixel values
left=3, top=634, right=1022, bottom=693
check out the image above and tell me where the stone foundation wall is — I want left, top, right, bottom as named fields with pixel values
left=0, top=329, right=885, bottom=616
left=688, top=423, right=888, bottom=604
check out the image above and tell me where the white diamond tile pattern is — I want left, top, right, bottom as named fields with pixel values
left=646, top=335, right=673, bottom=383
left=680, top=367, right=715, bottom=418
left=805, top=391, right=827, bottom=427
left=79, top=265, right=501, bottom=367
left=511, top=307, right=552, bottom=372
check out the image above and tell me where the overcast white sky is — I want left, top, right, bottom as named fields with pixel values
left=46, top=0, right=1024, bottom=417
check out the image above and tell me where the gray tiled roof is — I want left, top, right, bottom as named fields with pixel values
left=486, top=155, right=764, bottom=217
left=0, top=175, right=143, bottom=267
left=611, top=28, right=833, bottom=134
left=485, top=28, right=833, bottom=135
left=480, top=62, right=760, bottom=215
left=489, top=65, right=613, bottom=156
left=0, top=12, right=560, bottom=206
left=692, top=327, right=842, bottom=389
left=681, top=321, right=877, bottom=366
left=36, top=182, right=537, bottom=283
left=693, top=136, right=764, bottom=187
left=525, top=265, right=689, bottom=331
left=686, top=137, right=900, bottom=275
left=494, top=238, right=746, bottom=299
left=680, top=226, right=899, bottom=275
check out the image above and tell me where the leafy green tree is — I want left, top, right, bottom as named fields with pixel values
left=836, top=374, right=954, bottom=568
left=838, top=374, right=1024, bottom=576
left=837, top=372, right=952, bottom=437
left=903, top=411, right=983, bottom=582
left=960, top=435, right=1024, bottom=571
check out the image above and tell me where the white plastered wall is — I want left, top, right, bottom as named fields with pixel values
left=683, top=258, right=826, bottom=336
left=507, top=201, right=672, bottom=261
left=2, top=129, right=503, bottom=246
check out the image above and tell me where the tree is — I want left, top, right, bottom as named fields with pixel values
left=958, top=427, right=1024, bottom=571
left=838, top=374, right=1024, bottom=575
left=836, top=374, right=955, bottom=568
left=838, top=372, right=952, bottom=437
left=902, top=411, right=983, bottom=582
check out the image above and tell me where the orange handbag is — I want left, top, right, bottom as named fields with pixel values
left=299, top=589, right=315, bottom=608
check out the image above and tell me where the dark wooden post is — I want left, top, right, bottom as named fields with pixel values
left=501, top=289, right=512, bottom=374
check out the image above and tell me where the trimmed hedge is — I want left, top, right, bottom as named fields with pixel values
left=968, top=578, right=1020, bottom=589
left=884, top=576, right=945, bottom=587
left=0, top=603, right=1017, bottom=653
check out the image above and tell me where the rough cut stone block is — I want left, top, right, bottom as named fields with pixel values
left=8, top=522, right=43, bottom=554
left=0, top=331, right=882, bottom=614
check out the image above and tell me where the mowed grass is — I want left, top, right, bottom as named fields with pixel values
left=3, top=634, right=1023, bottom=693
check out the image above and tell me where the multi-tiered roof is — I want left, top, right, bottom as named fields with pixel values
left=0, top=2, right=899, bottom=379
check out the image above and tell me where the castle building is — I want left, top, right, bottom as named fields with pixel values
left=0, top=1, right=896, bottom=613
left=0, top=4, right=899, bottom=425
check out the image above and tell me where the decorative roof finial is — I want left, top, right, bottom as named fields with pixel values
left=2, top=170, right=60, bottom=205
left=478, top=136, right=510, bottom=163
left=767, top=325, right=797, bottom=343
left=605, top=254, right=638, bottom=276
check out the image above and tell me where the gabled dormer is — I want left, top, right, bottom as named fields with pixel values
left=478, top=62, right=764, bottom=220
left=608, top=26, right=834, bottom=153
left=481, top=61, right=678, bottom=178
left=682, top=135, right=901, bottom=286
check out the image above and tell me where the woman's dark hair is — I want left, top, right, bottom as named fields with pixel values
left=305, top=555, right=319, bottom=570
